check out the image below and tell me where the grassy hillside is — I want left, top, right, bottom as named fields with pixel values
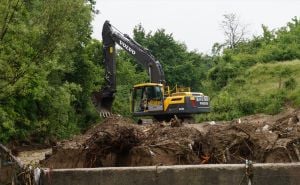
left=198, top=60, right=300, bottom=121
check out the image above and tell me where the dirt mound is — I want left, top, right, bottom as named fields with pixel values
left=40, top=109, right=300, bottom=168
left=201, top=108, right=300, bottom=164
left=125, top=123, right=205, bottom=166
left=40, top=116, right=204, bottom=168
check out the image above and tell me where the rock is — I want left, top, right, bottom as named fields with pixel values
left=288, top=116, right=299, bottom=125
left=262, top=124, right=269, bottom=132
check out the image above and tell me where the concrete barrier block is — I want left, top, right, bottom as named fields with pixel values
left=41, top=163, right=300, bottom=185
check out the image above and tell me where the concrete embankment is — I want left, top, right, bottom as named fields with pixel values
left=41, top=163, right=300, bottom=185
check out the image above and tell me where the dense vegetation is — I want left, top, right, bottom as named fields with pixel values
left=200, top=60, right=300, bottom=121
left=0, top=0, right=103, bottom=142
left=199, top=17, right=300, bottom=121
left=0, top=1, right=299, bottom=142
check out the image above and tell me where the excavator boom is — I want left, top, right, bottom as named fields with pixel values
left=93, top=21, right=165, bottom=116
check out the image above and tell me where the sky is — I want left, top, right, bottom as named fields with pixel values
left=92, top=0, right=300, bottom=53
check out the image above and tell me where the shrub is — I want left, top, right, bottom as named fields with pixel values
left=260, top=91, right=286, bottom=114
left=284, top=77, right=297, bottom=90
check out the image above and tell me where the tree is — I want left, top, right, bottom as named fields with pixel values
left=208, top=62, right=238, bottom=90
left=211, top=42, right=224, bottom=56
left=221, top=13, right=247, bottom=49
left=132, top=26, right=212, bottom=92
left=0, top=0, right=23, bottom=41
left=0, top=0, right=98, bottom=142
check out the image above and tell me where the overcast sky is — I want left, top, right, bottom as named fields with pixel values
left=92, top=0, right=300, bottom=53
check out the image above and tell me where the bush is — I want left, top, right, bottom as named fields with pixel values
left=260, top=91, right=286, bottom=114
left=208, top=63, right=239, bottom=90
left=236, top=97, right=257, bottom=115
left=288, top=89, right=300, bottom=107
left=284, top=77, right=297, bottom=90
left=233, top=77, right=246, bottom=86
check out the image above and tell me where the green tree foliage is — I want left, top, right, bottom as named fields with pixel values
left=207, top=62, right=238, bottom=90
left=222, top=17, right=300, bottom=66
left=199, top=17, right=300, bottom=121
left=0, top=0, right=101, bottom=142
left=205, top=15, right=300, bottom=95
left=132, top=25, right=211, bottom=92
left=68, top=39, right=104, bottom=127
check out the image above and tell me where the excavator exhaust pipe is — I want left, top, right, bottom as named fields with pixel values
left=92, top=90, right=115, bottom=117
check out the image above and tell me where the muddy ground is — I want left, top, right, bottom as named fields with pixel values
left=20, top=108, right=300, bottom=168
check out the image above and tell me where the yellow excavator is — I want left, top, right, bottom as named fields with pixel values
left=93, top=21, right=210, bottom=121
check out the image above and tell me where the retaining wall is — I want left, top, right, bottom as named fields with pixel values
left=41, top=163, right=300, bottom=185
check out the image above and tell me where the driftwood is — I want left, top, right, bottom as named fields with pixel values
left=41, top=110, right=300, bottom=168
left=0, top=143, right=33, bottom=185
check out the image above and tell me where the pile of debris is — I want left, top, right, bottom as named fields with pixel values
left=40, top=108, right=300, bottom=168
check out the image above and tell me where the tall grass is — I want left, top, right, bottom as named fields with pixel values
left=198, top=60, right=300, bottom=121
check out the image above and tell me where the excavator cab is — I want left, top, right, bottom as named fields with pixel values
left=131, top=83, right=164, bottom=114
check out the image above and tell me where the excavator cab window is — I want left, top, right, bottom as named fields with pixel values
left=132, top=85, right=164, bottom=112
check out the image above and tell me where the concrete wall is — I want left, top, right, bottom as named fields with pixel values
left=0, top=166, right=14, bottom=184
left=41, top=163, right=300, bottom=185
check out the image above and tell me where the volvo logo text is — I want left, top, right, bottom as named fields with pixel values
left=119, top=40, right=136, bottom=55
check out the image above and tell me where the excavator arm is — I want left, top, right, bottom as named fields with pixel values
left=93, top=20, right=165, bottom=116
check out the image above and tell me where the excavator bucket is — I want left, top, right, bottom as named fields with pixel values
left=92, top=90, right=115, bottom=117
